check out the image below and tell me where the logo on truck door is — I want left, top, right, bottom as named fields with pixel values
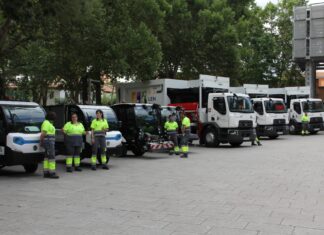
left=0, top=146, right=4, bottom=155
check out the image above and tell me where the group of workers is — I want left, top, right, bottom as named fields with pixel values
left=164, top=112, right=191, bottom=158
left=40, top=109, right=109, bottom=179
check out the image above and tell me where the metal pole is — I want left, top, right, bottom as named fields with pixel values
left=305, top=60, right=316, bottom=98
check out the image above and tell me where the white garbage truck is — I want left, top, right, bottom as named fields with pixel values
left=252, top=98, right=289, bottom=139
left=200, top=92, right=257, bottom=147
left=0, top=101, right=46, bottom=173
left=289, top=98, right=324, bottom=134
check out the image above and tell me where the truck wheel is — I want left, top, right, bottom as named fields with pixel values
left=23, top=164, right=38, bottom=173
left=204, top=127, right=219, bottom=147
left=81, top=144, right=92, bottom=160
left=268, top=135, right=279, bottom=139
left=132, top=147, right=145, bottom=156
left=120, top=146, right=127, bottom=157
left=229, top=142, right=243, bottom=147
left=289, top=124, right=297, bottom=134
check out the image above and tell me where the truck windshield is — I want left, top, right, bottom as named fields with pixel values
left=227, top=96, right=254, bottom=113
left=3, top=105, right=45, bottom=132
left=83, top=108, right=119, bottom=130
left=264, top=100, right=287, bottom=113
left=302, top=101, right=324, bottom=113
left=135, top=106, right=159, bottom=134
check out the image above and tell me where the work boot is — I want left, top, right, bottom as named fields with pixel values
left=43, top=172, right=50, bottom=178
left=169, top=151, right=174, bottom=156
left=48, top=173, right=59, bottom=179
left=66, top=167, right=73, bottom=173
left=75, top=166, right=82, bottom=172
left=91, top=165, right=97, bottom=171
left=102, top=164, right=109, bottom=170
left=251, top=142, right=257, bottom=146
left=257, top=142, right=262, bottom=146
left=180, top=153, right=188, bottom=158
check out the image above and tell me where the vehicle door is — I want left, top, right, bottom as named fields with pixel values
left=210, top=97, right=228, bottom=128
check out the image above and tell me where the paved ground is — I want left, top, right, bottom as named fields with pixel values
left=1, top=134, right=324, bottom=235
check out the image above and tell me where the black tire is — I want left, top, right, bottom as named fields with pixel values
left=23, top=164, right=38, bottom=173
left=229, top=142, right=243, bottom=147
left=289, top=124, right=297, bottom=135
left=309, top=131, right=318, bottom=135
left=132, top=147, right=145, bottom=156
left=204, top=127, right=219, bottom=147
left=120, top=145, right=127, bottom=157
left=268, top=135, right=279, bottom=139
left=81, top=143, right=92, bottom=160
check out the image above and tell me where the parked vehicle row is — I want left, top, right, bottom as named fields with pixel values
left=1, top=94, right=324, bottom=173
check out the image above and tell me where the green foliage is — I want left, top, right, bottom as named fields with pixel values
left=0, top=0, right=310, bottom=102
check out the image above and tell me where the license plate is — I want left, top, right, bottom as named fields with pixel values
left=106, top=141, right=110, bottom=147
left=0, top=146, right=4, bottom=155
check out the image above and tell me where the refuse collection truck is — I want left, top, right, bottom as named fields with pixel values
left=252, top=98, right=289, bottom=139
left=112, top=103, right=174, bottom=156
left=289, top=98, right=324, bottom=134
left=0, top=101, right=46, bottom=173
left=199, top=93, right=256, bottom=147
left=45, top=105, right=124, bottom=159
left=269, top=86, right=310, bottom=108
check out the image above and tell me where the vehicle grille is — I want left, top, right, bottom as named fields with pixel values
left=238, top=120, right=253, bottom=129
left=310, top=117, right=323, bottom=124
left=273, top=119, right=286, bottom=125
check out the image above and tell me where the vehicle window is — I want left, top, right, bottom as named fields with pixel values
left=3, top=106, right=45, bottom=132
left=213, top=97, right=226, bottom=115
left=253, top=102, right=264, bottom=115
left=134, top=106, right=158, bottom=134
left=264, top=100, right=287, bottom=113
left=293, top=102, right=301, bottom=114
left=227, top=96, right=254, bottom=113
left=302, top=101, right=324, bottom=113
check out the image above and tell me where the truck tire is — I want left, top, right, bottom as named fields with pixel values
left=204, top=127, right=219, bottom=147
left=120, top=145, right=127, bottom=157
left=289, top=124, right=297, bottom=135
left=309, top=130, right=318, bottom=135
left=132, top=147, right=145, bottom=156
left=229, top=142, right=243, bottom=147
left=268, top=135, right=279, bottom=139
left=23, top=164, right=38, bottom=173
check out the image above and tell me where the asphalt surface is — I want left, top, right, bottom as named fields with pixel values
left=1, top=134, right=324, bottom=235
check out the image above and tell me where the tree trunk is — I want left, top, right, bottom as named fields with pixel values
left=0, top=73, right=5, bottom=99
left=0, top=18, right=12, bottom=53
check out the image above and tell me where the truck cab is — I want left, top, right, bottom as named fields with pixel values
left=0, top=101, right=46, bottom=173
left=252, top=98, right=289, bottom=139
left=112, top=103, right=172, bottom=156
left=200, top=93, right=256, bottom=147
left=289, top=98, right=324, bottom=134
left=45, top=105, right=124, bottom=159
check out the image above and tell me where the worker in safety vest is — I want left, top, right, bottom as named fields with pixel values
left=91, top=109, right=109, bottom=170
left=180, top=111, right=191, bottom=158
left=63, top=113, right=86, bottom=172
left=164, top=114, right=179, bottom=155
left=40, top=111, right=59, bottom=179
left=301, top=112, right=310, bottom=135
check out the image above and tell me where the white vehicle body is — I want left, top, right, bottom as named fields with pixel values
left=252, top=98, right=289, bottom=138
left=0, top=101, right=45, bottom=171
left=200, top=93, right=256, bottom=147
left=269, top=86, right=310, bottom=107
left=289, top=98, right=324, bottom=133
